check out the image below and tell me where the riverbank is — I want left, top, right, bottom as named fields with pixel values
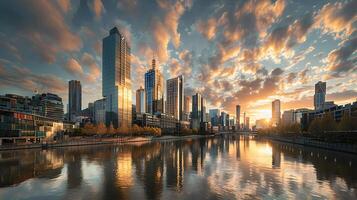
left=0, top=134, right=216, bottom=151
left=261, top=135, right=357, bottom=154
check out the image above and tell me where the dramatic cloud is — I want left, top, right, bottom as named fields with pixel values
left=326, top=35, right=357, bottom=78
left=196, top=18, right=218, bottom=40
left=220, top=0, right=285, bottom=46
left=65, top=58, right=84, bottom=76
left=0, top=0, right=81, bottom=63
left=0, top=0, right=355, bottom=121
left=0, top=64, right=67, bottom=96
left=315, top=1, right=357, bottom=38
left=92, top=0, right=105, bottom=19
left=57, top=0, right=71, bottom=13
left=263, top=13, right=314, bottom=61
left=151, top=0, right=186, bottom=62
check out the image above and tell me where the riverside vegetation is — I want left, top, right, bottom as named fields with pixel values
left=258, top=113, right=357, bottom=144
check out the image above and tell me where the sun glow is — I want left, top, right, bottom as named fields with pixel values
left=256, top=109, right=271, bottom=120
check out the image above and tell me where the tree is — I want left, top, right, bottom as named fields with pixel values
left=107, top=122, right=116, bottom=135
left=337, top=113, right=356, bottom=131
left=82, top=122, right=96, bottom=135
left=96, top=122, right=106, bottom=134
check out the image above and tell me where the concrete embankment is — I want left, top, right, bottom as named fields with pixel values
left=264, top=136, right=357, bottom=154
left=0, top=134, right=215, bottom=151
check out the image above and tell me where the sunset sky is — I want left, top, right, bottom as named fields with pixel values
left=0, top=0, right=356, bottom=122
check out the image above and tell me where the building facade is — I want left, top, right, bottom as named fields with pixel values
left=236, top=105, right=241, bottom=130
left=94, top=98, right=106, bottom=124
left=145, top=58, right=164, bottom=114
left=314, top=81, right=326, bottom=110
left=183, top=95, right=191, bottom=121
left=68, top=80, right=82, bottom=122
left=166, top=75, right=184, bottom=120
left=272, top=99, right=281, bottom=127
left=191, top=93, right=202, bottom=129
left=209, top=109, right=220, bottom=126
left=282, top=109, right=295, bottom=125
left=32, top=93, right=64, bottom=121
left=136, top=86, right=145, bottom=114
left=102, top=27, right=132, bottom=128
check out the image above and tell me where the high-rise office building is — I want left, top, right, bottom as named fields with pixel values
left=282, top=109, right=295, bottom=125
left=221, top=111, right=228, bottom=126
left=314, top=81, right=326, bottom=110
left=68, top=80, right=81, bottom=122
left=245, top=117, right=250, bottom=130
left=236, top=105, right=240, bottom=129
left=209, top=109, right=220, bottom=126
left=166, top=75, right=184, bottom=120
left=272, top=99, right=281, bottom=127
left=94, top=98, right=106, bottom=124
left=102, top=27, right=132, bottom=128
left=183, top=95, right=191, bottom=121
left=201, top=97, right=207, bottom=122
left=191, top=93, right=202, bottom=129
left=136, top=86, right=145, bottom=114
left=145, top=58, right=164, bottom=114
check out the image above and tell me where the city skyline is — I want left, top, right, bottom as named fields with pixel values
left=0, top=0, right=356, bottom=123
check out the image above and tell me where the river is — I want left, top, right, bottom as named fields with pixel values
left=0, top=135, right=356, bottom=199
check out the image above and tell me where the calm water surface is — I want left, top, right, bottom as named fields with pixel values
left=0, top=135, right=356, bottom=199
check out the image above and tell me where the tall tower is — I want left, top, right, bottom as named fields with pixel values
left=145, top=58, right=164, bottom=114
left=191, top=93, right=202, bottom=129
left=166, top=75, right=184, bottom=120
left=68, top=80, right=82, bottom=122
left=236, top=105, right=240, bottom=130
left=314, top=81, right=326, bottom=110
left=272, top=99, right=281, bottom=127
left=102, top=27, right=132, bottom=128
left=136, top=86, right=145, bottom=114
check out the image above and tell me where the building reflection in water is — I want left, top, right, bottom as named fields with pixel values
left=0, top=135, right=356, bottom=199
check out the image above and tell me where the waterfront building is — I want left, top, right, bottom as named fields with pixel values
left=145, top=58, right=164, bottom=114
left=102, top=27, right=132, bottom=128
left=293, top=108, right=312, bottom=124
left=94, top=98, right=106, bottom=124
left=302, top=101, right=357, bottom=130
left=282, top=109, right=295, bottom=125
left=236, top=105, right=241, bottom=130
left=0, top=94, right=34, bottom=113
left=0, top=109, right=74, bottom=145
left=191, top=93, right=202, bottom=129
left=272, top=99, right=281, bottom=127
left=157, top=113, right=179, bottom=134
left=136, top=86, right=145, bottom=114
left=68, top=80, right=81, bottom=122
left=314, top=81, right=326, bottom=110
left=166, top=75, right=184, bottom=120
left=133, top=113, right=160, bottom=128
left=32, top=93, right=64, bottom=121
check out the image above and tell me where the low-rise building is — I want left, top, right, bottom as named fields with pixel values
left=0, top=109, right=74, bottom=145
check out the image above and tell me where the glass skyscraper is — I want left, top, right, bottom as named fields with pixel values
left=272, top=99, right=281, bottom=127
left=102, top=27, right=132, bottom=128
left=136, top=86, right=145, bottom=114
left=166, top=75, right=184, bottom=120
left=68, top=80, right=81, bottom=122
left=314, top=81, right=326, bottom=110
left=145, top=58, right=164, bottom=114
left=191, top=93, right=202, bottom=129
